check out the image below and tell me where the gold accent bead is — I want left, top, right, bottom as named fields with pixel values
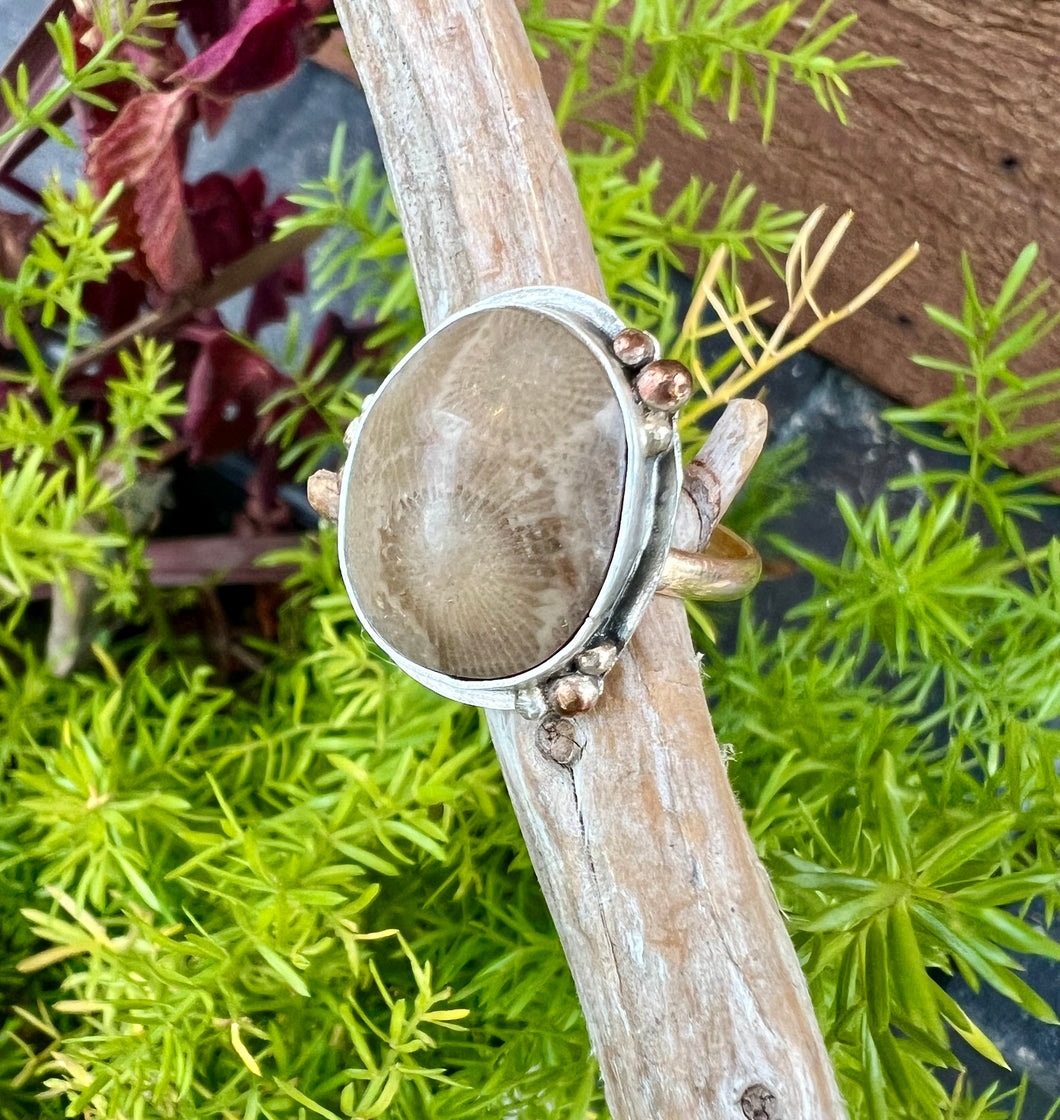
left=548, top=673, right=602, bottom=715
left=635, top=359, right=693, bottom=413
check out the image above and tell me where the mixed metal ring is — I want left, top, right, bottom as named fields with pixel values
left=336, top=286, right=761, bottom=720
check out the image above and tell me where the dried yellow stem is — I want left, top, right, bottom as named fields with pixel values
left=680, top=209, right=920, bottom=418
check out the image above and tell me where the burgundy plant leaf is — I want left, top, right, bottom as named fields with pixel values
left=82, top=266, right=147, bottom=333
left=239, top=442, right=291, bottom=533
left=66, top=266, right=145, bottom=410
left=179, top=0, right=246, bottom=48
left=265, top=311, right=377, bottom=447
left=0, top=210, right=36, bottom=347
left=184, top=330, right=286, bottom=460
left=86, top=88, right=202, bottom=293
left=72, top=264, right=149, bottom=411
left=243, top=174, right=273, bottom=227
left=306, top=309, right=376, bottom=373
left=184, top=169, right=309, bottom=329
left=171, top=0, right=328, bottom=102
left=195, top=94, right=234, bottom=139
left=242, top=192, right=308, bottom=334
left=0, top=210, right=38, bottom=279
left=185, top=169, right=266, bottom=275
left=245, top=254, right=305, bottom=336
left=257, top=192, right=299, bottom=237
left=0, top=210, right=39, bottom=349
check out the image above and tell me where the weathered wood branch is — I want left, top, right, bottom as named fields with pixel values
left=331, top=1, right=846, bottom=1116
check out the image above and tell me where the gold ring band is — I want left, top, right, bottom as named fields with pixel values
left=657, top=525, right=762, bottom=601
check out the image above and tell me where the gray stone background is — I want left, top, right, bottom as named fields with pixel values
left=2, top=4, right=1057, bottom=1112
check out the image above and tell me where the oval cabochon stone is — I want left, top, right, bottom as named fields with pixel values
left=343, top=305, right=627, bottom=680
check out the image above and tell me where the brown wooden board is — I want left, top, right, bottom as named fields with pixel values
left=535, top=0, right=1060, bottom=475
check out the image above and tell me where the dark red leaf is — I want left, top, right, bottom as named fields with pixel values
left=86, top=88, right=201, bottom=293
left=245, top=193, right=308, bottom=334
left=171, top=0, right=327, bottom=101
left=258, top=192, right=299, bottom=235
left=195, top=94, right=234, bottom=139
left=179, top=0, right=246, bottom=48
left=267, top=311, right=377, bottom=444
left=239, top=443, right=290, bottom=532
left=245, top=255, right=305, bottom=336
left=184, top=330, right=286, bottom=460
left=306, top=309, right=376, bottom=372
left=185, top=169, right=266, bottom=275
left=82, top=267, right=147, bottom=332
left=183, top=170, right=308, bottom=328
left=0, top=210, right=38, bottom=279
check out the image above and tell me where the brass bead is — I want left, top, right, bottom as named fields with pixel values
left=634, top=359, right=693, bottom=413
left=547, top=673, right=602, bottom=716
left=611, top=327, right=656, bottom=369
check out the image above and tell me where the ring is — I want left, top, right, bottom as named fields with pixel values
left=657, top=525, right=762, bottom=601
left=336, top=287, right=760, bottom=720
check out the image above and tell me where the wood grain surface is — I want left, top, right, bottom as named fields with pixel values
left=331, top=1, right=847, bottom=1116
left=536, top=0, right=1060, bottom=475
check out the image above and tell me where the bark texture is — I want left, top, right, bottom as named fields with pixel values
left=331, top=1, right=847, bottom=1116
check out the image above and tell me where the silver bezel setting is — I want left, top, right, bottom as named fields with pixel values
left=337, top=286, right=682, bottom=715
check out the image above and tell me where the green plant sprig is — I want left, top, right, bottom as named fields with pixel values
left=0, top=187, right=182, bottom=616
left=703, top=248, right=1060, bottom=1119
left=885, top=243, right=1060, bottom=554
left=526, top=0, right=897, bottom=142
left=0, top=1, right=176, bottom=151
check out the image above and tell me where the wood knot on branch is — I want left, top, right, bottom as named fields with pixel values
left=534, top=716, right=585, bottom=767
left=682, top=458, right=722, bottom=551
left=740, top=1084, right=777, bottom=1120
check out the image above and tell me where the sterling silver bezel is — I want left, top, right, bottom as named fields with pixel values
left=337, top=286, right=682, bottom=714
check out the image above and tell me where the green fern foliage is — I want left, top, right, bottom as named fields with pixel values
left=707, top=249, right=1060, bottom=1119
left=1, top=550, right=593, bottom=1120
left=1, top=3, right=1058, bottom=1120
left=0, top=1, right=175, bottom=150
left=525, top=0, right=895, bottom=141
left=0, top=181, right=180, bottom=609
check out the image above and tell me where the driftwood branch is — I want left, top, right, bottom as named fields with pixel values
left=331, top=1, right=846, bottom=1116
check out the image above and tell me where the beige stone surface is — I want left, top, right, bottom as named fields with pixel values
left=343, top=306, right=626, bottom=679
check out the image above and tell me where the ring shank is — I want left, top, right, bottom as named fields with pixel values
left=657, top=525, right=762, bottom=601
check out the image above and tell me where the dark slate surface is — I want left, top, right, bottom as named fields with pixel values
left=1, top=5, right=1056, bottom=1107
left=748, top=351, right=934, bottom=620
